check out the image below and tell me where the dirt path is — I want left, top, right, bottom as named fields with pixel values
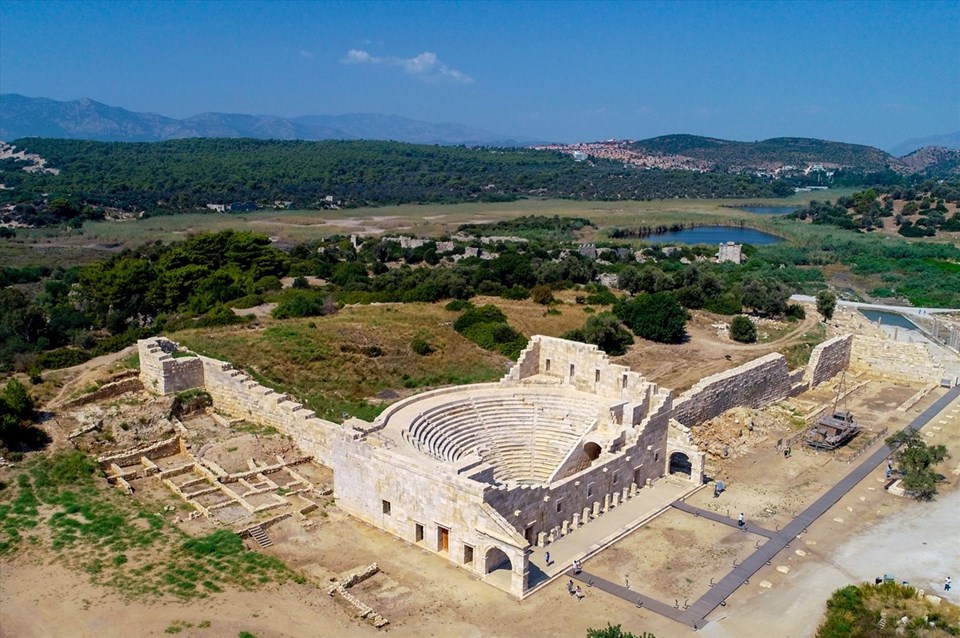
left=44, top=345, right=137, bottom=411
left=616, top=307, right=820, bottom=391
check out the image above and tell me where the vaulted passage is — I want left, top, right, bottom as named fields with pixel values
left=669, top=451, right=692, bottom=476
left=485, top=547, right=512, bottom=574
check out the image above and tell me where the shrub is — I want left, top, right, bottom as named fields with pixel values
left=272, top=290, right=336, bottom=319
left=729, top=315, right=757, bottom=343
left=444, top=299, right=474, bottom=312
left=614, top=292, right=687, bottom=344
left=410, top=337, right=434, bottom=356
left=530, top=285, right=555, bottom=305
left=784, top=303, right=806, bottom=320
left=36, top=347, right=92, bottom=370
left=562, top=313, right=633, bottom=355
left=501, top=285, right=530, bottom=300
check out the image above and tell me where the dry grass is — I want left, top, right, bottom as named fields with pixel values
left=172, top=302, right=514, bottom=421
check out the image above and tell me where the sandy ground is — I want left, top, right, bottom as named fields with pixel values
left=3, top=305, right=958, bottom=637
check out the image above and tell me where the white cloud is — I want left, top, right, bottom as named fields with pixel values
left=299, top=50, right=314, bottom=59
left=341, top=49, right=473, bottom=84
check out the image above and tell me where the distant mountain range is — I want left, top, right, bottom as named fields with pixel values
left=889, top=132, right=960, bottom=157
left=0, top=94, right=531, bottom=146
left=624, top=134, right=960, bottom=175
left=2, top=94, right=958, bottom=176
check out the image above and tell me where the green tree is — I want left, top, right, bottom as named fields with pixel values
left=0, top=378, right=38, bottom=448
left=614, top=292, right=687, bottom=344
left=729, top=315, right=757, bottom=343
left=530, top=285, right=555, bottom=305
left=741, top=277, right=789, bottom=316
left=562, top=312, right=634, bottom=355
left=886, top=430, right=949, bottom=500
left=587, top=624, right=655, bottom=638
left=816, top=290, right=837, bottom=321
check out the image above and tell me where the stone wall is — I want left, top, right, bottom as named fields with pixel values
left=200, top=357, right=341, bottom=468
left=672, top=353, right=792, bottom=427
left=503, top=335, right=659, bottom=404
left=331, top=434, right=529, bottom=596
left=138, top=338, right=204, bottom=395
left=803, top=335, right=853, bottom=388
left=481, top=413, right=669, bottom=544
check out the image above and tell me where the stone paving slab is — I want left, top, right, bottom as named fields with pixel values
left=576, top=386, right=960, bottom=629
left=670, top=501, right=776, bottom=538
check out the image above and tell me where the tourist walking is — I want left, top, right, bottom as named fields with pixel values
left=946, top=576, right=952, bottom=592
left=737, top=513, right=745, bottom=528
left=567, top=579, right=575, bottom=595
left=545, top=551, right=551, bottom=565
left=575, top=585, right=584, bottom=600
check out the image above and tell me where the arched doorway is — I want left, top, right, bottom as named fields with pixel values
left=583, top=442, right=601, bottom=461
left=669, top=451, right=692, bottom=476
left=485, top=547, right=512, bottom=574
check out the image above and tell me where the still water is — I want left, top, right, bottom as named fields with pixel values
left=646, top=225, right=783, bottom=245
left=859, top=309, right=920, bottom=331
left=735, top=205, right=799, bottom=215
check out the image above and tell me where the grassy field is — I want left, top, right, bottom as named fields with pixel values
left=173, top=303, right=512, bottom=421
left=0, top=451, right=299, bottom=600
left=0, top=191, right=854, bottom=268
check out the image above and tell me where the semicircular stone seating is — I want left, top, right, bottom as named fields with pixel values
left=405, top=391, right=600, bottom=484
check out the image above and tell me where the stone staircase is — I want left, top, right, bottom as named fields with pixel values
left=248, top=525, right=273, bottom=548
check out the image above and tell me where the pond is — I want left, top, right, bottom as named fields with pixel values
left=733, top=205, right=799, bottom=215
left=646, top=225, right=783, bottom=245
left=859, top=309, right=920, bottom=331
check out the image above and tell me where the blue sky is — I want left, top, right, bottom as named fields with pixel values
left=1, top=0, right=957, bottom=149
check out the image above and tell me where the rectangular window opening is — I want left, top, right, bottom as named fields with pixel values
left=545, top=358, right=551, bottom=372
left=555, top=500, right=563, bottom=513
left=569, top=364, right=575, bottom=378
left=382, top=499, right=391, bottom=515
left=463, top=544, right=474, bottom=565
left=415, top=523, right=424, bottom=543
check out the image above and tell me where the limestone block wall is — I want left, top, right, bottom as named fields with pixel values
left=332, top=434, right=529, bottom=596
left=850, top=335, right=944, bottom=383
left=199, top=358, right=341, bottom=468
left=482, top=415, right=668, bottom=543
left=803, top=335, right=853, bottom=388
left=138, top=338, right=204, bottom=395
left=672, top=353, right=792, bottom=427
left=503, top=335, right=659, bottom=407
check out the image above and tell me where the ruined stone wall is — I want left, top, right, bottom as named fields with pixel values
left=502, top=335, right=658, bottom=406
left=672, top=353, right=792, bottom=427
left=803, top=335, right=853, bottom=388
left=199, top=358, right=340, bottom=468
left=482, top=415, right=668, bottom=543
left=850, top=335, right=944, bottom=383
left=332, top=434, right=528, bottom=595
left=138, top=338, right=204, bottom=395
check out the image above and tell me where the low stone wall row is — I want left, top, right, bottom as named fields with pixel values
left=138, top=338, right=343, bottom=468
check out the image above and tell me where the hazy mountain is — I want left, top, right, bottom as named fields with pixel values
left=629, top=134, right=902, bottom=173
left=0, top=94, right=527, bottom=146
left=897, top=146, right=960, bottom=176
left=889, top=132, right=960, bottom=157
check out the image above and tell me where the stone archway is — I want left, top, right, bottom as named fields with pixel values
left=485, top=546, right=512, bottom=574
left=669, top=451, right=692, bottom=476
left=583, top=442, right=601, bottom=461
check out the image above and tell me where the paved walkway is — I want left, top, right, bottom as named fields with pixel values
left=789, top=295, right=960, bottom=316
left=525, top=479, right=697, bottom=591
left=670, top=501, right=776, bottom=538
left=576, top=385, right=960, bottom=629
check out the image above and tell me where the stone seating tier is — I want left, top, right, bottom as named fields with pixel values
left=403, top=391, right=602, bottom=485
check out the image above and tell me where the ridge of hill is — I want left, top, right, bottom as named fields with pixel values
left=628, top=134, right=901, bottom=173
left=0, top=93, right=525, bottom=146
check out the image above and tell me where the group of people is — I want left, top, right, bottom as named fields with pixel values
left=566, top=580, right=584, bottom=600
